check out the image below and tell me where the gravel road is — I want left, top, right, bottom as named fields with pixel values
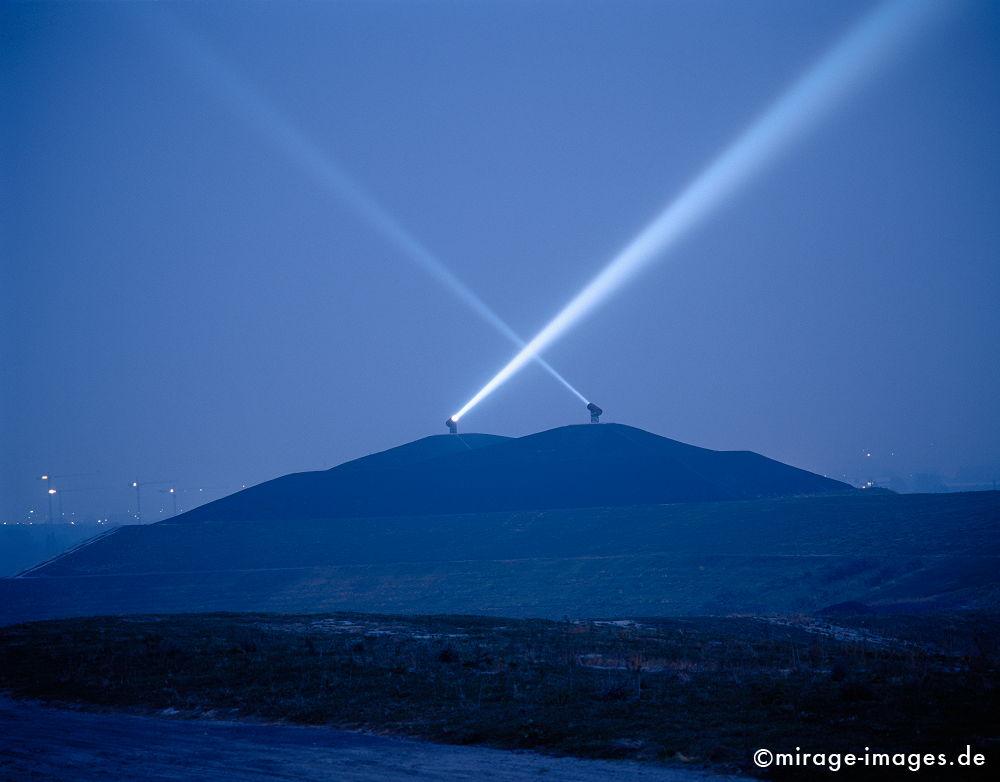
left=0, top=696, right=749, bottom=782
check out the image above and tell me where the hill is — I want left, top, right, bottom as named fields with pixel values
left=4, top=425, right=995, bottom=626
left=165, top=424, right=854, bottom=523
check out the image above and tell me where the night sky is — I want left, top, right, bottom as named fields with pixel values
left=3, top=0, right=998, bottom=524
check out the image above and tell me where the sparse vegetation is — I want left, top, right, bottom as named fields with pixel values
left=0, top=611, right=996, bottom=779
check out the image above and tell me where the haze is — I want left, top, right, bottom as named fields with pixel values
left=3, top=0, right=998, bottom=523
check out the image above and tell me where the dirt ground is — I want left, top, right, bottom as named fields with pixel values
left=0, top=696, right=749, bottom=782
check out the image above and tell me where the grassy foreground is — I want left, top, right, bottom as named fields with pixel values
left=1, top=612, right=997, bottom=779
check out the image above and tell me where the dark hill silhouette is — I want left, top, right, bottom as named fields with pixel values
left=165, top=424, right=853, bottom=524
left=23, top=423, right=979, bottom=627
left=337, top=433, right=511, bottom=473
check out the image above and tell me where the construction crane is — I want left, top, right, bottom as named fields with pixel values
left=129, top=479, right=177, bottom=522
left=38, top=473, right=98, bottom=523
left=157, top=486, right=214, bottom=517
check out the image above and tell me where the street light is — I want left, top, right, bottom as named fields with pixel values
left=131, top=481, right=141, bottom=522
left=39, top=475, right=53, bottom=522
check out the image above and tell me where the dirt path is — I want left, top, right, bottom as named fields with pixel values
left=0, top=697, right=748, bottom=782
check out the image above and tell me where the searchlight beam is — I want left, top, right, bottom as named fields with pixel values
left=450, top=0, right=943, bottom=424
left=151, top=11, right=587, bottom=407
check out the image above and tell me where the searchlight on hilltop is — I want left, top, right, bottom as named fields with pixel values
left=445, top=0, right=944, bottom=427
left=446, top=417, right=458, bottom=434
left=587, top=402, right=603, bottom=423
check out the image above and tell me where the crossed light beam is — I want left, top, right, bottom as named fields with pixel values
left=149, top=10, right=587, bottom=406
left=450, top=0, right=945, bottom=423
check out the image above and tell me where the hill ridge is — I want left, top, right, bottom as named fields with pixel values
left=163, top=423, right=854, bottom=524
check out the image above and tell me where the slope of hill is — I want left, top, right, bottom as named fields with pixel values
left=0, top=524, right=109, bottom=578
left=336, top=433, right=511, bottom=472
left=165, top=424, right=854, bottom=524
left=3, top=490, right=997, bottom=625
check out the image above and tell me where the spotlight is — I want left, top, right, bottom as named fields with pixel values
left=446, top=417, right=458, bottom=434
left=587, top=402, right=603, bottom=423
left=448, top=0, right=942, bottom=424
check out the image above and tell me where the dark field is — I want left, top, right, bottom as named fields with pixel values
left=1, top=612, right=997, bottom=779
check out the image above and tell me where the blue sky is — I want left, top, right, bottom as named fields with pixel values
left=3, top=0, right=998, bottom=521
